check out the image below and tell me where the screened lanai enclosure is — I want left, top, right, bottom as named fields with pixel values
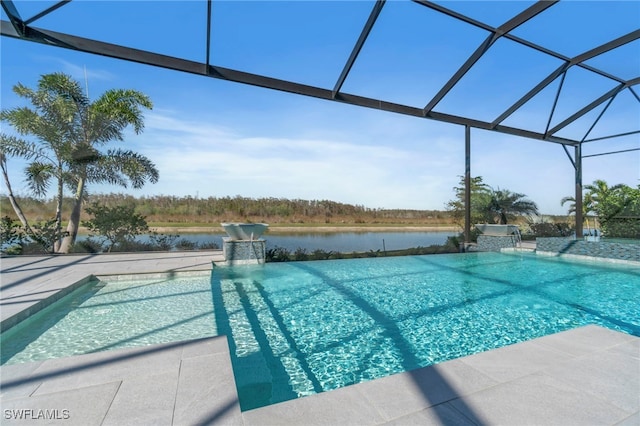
left=2, top=0, right=639, bottom=241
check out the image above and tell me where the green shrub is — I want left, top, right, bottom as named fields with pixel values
left=175, top=239, right=198, bottom=251
left=70, top=238, right=104, bottom=253
left=149, top=233, right=180, bottom=251
left=310, top=249, right=334, bottom=260
left=293, top=247, right=308, bottom=261
left=199, top=241, right=220, bottom=250
left=83, top=202, right=149, bottom=252
left=111, top=240, right=155, bottom=252
left=0, top=216, right=23, bottom=254
left=266, top=246, right=291, bottom=262
left=528, top=222, right=573, bottom=237
left=602, top=218, right=640, bottom=239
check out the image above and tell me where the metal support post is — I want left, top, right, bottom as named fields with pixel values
left=464, top=125, right=471, bottom=246
left=575, top=144, right=583, bottom=239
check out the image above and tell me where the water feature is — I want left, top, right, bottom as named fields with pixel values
left=221, top=223, right=269, bottom=265
left=221, top=223, right=269, bottom=240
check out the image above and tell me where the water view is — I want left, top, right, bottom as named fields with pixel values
left=157, top=230, right=457, bottom=253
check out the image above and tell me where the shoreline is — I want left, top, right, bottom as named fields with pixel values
left=148, top=225, right=460, bottom=234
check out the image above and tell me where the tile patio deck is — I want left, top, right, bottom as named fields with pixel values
left=1, top=252, right=638, bottom=425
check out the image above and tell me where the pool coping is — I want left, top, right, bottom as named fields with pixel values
left=0, top=274, right=95, bottom=333
left=0, top=251, right=224, bottom=333
left=1, top=325, right=637, bottom=425
left=1, top=251, right=638, bottom=425
left=0, top=268, right=216, bottom=331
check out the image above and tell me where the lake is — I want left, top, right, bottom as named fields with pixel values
left=167, top=230, right=458, bottom=253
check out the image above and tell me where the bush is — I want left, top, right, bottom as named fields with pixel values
left=111, top=239, right=155, bottom=252
left=293, top=247, right=308, bottom=261
left=30, top=218, right=68, bottom=253
left=19, top=242, right=52, bottom=255
left=1, top=216, right=71, bottom=254
left=266, top=246, right=291, bottom=262
left=310, top=249, right=335, bottom=260
left=602, top=218, right=640, bottom=239
left=1, top=216, right=22, bottom=243
left=1, top=216, right=23, bottom=254
left=175, top=239, right=198, bottom=251
left=83, top=202, right=149, bottom=252
left=528, top=222, right=573, bottom=237
left=70, top=238, right=104, bottom=253
left=199, top=241, right=220, bottom=250
left=149, top=233, right=180, bottom=251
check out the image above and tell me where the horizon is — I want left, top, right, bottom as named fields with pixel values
left=0, top=190, right=600, bottom=219
left=1, top=1, right=638, bottom=216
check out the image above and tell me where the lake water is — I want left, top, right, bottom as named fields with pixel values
left=164, top=231, right=457, bottom=253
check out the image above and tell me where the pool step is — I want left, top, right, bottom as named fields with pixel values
left=218, top=277, right=308, bottom=410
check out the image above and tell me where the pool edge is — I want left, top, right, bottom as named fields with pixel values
left=0, top=274, right=96, bottom=333
left=3, top=325, right=635, bottom=425
left=1, top=268, right=215, bottom=333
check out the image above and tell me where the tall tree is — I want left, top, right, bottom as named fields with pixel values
left=1, top=72, right=159, bottom=253
left=489, top=188, right=539, bottom=224
left=445, top=175, right=493, bottom=228
left=0, top=143, right=34, bottom=237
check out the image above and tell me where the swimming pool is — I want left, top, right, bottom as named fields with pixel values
left=1, top=252, right=639, bottom=411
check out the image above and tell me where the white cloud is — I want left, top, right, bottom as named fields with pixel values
left=124, top=110, right=640, bottom=214
left=121, top=112, right=461, bottom=209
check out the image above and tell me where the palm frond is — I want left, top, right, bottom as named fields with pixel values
left=89, top=149, right=159, bottom=188
left=25, top=161, right=54, bottom=196
left=0, top=133, right=48, bottom=161
left=39, top=73, right=89, bottom=109
left=93, top=89, right=153, bottom=135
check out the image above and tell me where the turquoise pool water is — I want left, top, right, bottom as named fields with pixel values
left=2, top=252, right=639, bottom=411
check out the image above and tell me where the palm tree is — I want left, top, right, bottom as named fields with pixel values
left=446, top=175, right=494, bottom=227
left=1, top=72, right=159, bottom=253
left=584, top=179, right=624, bottom=223
left=560, top=192, right=596, bottom=233
left=1, top=79, right=77, bottom=250
left=489, top=188, right=539, bottom=224
left=0, top=144, right=34, bottom=237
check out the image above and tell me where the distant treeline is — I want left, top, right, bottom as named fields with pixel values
left=1, top=194, right=454, bottom=225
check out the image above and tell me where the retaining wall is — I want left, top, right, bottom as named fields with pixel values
left=477, top=235, right=518, bottom=252
left=536, top=237, right=640, bottom=263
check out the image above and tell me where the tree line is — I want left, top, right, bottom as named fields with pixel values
left=1, top=193, right=452, bottom=225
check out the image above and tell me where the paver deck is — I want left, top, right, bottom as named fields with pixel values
left=1, top=252, right=638, bottom=425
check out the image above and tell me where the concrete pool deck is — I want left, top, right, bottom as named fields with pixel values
left=1, top=251, right=639, bottom=425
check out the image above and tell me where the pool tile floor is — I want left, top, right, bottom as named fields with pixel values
left=1, top=252, right=639, bottom=425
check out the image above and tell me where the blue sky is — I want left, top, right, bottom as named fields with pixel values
left=1, top=1, right=639, bottom=215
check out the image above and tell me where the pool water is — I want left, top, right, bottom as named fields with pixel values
left=1, top=275, right=216, bottom=364
left=2, top=252, right=639, bottom=411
